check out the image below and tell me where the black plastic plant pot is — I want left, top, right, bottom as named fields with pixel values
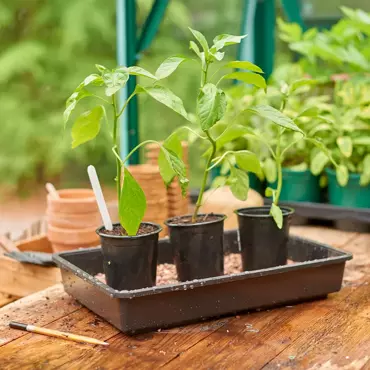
left=96, top=222, right=161, bottom=291
left=236, top=206, right=294, bottom=271
left=165, top=214, right=226, bottom=282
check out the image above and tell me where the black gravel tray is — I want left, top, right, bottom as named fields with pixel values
left=53, top=230, right=352, bottom=334
left=265, top=199, right=370, bottom=232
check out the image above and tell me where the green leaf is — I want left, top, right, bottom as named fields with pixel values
left=155, top=56, right=187, bottom=79
left=360, top=154, right=370, bottom=186
left=223, top=60, right=263, bottom=73
left=215, top=124, right=250, bottom=148
left=336, top=165, right=349, bottom=187
left=189, top=41, right=206, bottom=69
left=64, top=88, right=92, bottom=125
left=263, top=158, right=277, bottom=183
left=189, top=27, right=209, bottom=56
left=103, top=70, right=129, bottom=96
left=234, top=150, right=262, bottom=176
left=158, top=136, right=189, bottom=196
left=310, top=151, right=329, bottom=176
left=119, top=167, right=147, bottom=236
left=127, top=66, right=157, bottom=80
left=337, top=136, right=353, bottom=158
left=158, top=134, right=182, bottom=185
left=229, top=167, right=249, bottom=201
left=196, top=83, right=226, bottom=130
left=76, top=74, right=104, bottom=91
left=246, top=105, right=304, bottom=134
left=211, top=51, right=225, bottom=61
left=352, top=137, right=370, bottom=146
left=296, top=107, right=320, bottom=118
left=95, top=64, right=108, bottom=73
left=289, top=79, right=317, bottom=94
left=270, top=203, right=283, bottom=229
left=223, top=72, right=266, bottom=89
left=71, top=106, right=104, bottom=148
left=212, top=34, right=247, bottom=51
left=211, top=176, right=227, bottom=188
left=137, top=85, right=188, bottom=120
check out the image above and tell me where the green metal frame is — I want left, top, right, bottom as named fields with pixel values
left=239, top=0, right=304, bottom=81
left=116, top=0, right=169, bottom=163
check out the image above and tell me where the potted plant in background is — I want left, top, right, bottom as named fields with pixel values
left=278, top=6, right=370, bottom=93
left=64, top=61, right=192, bottom=290
left=164, top=28, right=266, bottom=281
left=316, top=78, right=370, bottom=210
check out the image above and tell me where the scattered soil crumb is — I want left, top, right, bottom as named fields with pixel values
left=95, top=254, right=297, bottom=287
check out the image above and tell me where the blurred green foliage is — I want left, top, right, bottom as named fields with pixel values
left=0, top=0, right=243, bottom=193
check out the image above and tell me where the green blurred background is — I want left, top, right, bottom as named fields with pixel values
left=1, top=0, right=369, bottom=196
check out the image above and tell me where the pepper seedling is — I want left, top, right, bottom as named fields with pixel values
left=243, top=79, right=337, bottom=228
left=64, top=62, right=192, bottom=235
left=182, top=28, right=266, bottom=222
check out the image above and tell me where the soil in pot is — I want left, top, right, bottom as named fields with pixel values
left=326, top=168, right=370, bottom=208
left=97, top=222, right=161, bottom=291
left=236, top=206, right=294, bottom=271
left=165, top=213, right=226, bottom=282
left=268, top=168, right=321, bottom=203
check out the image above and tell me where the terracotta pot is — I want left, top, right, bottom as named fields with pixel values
left=46, top=210, right=101, bottom=229
left=46, top=188, right=101, bottom=252
left=48, top=224, right=99, bottom=252
left=47, top=189, right=98, bottom=214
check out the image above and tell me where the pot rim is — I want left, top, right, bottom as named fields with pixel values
left=235, top=206, right=294, bottom=218
left=96, top=222, right=162, bottom=239
left=164, top=213, right=226, bottom=228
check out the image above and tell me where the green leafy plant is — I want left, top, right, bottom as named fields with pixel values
left=64, top=62, right=191, bottom=235
left=312, top=77, right=370, bottom=187
left=182, top=28, right=267, bottom=222
left=278, top=7, right=370, bottom=78
left=214, top=75, right=336, bottom=228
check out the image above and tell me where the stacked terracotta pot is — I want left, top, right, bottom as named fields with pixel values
left=145, top=142, right=190, bottom=219
left=126, top=164, right=168, bottom=237
left=47, top=189, right=101, bottom=252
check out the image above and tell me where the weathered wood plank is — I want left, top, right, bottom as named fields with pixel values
left=0, top=309, right=232, bottom=369
left=0, top=293, right=18, bottom=308
left=263, top=281, right=370, bottom=370
left=161, top=282, right=365, bottom=370
left=0, top=284, right=80, bottom=346
left=0, top=255, right=61, bottom=297
left=0, top=227, right=368, bottom=370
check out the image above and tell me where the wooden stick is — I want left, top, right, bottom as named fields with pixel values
left=45, top=183, right=60, bottom=199
left=0, top=235, right=20, bottom=253
left=9, top=321, right=108, bottom=346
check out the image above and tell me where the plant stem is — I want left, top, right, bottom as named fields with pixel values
left=121, top=139, right=159, bottom=164
left=192, top=62, right=212, bottom=222
left=275, top=96, right=287, bottom=206
left=118, top=92, right=136, bottom=117
left=192, top=130, right=216, bottom=222
left=112, top=95, right=121, bottom=201
left=275, top=127, right=283, bottom=205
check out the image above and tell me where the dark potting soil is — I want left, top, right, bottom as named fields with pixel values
left=101, top=223, right=157, bottom=237
left=168, top=213, right=221, bottom=225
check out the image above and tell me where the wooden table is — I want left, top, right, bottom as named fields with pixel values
left=0, top=226, right=369, bottom=370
